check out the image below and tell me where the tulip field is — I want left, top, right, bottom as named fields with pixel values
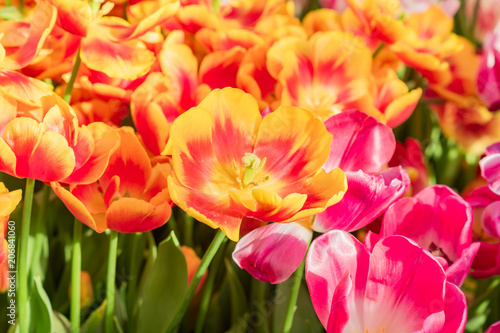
left=1, top=0, right=500, bottom=332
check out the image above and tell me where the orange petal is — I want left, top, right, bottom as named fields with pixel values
left=1, top=2, right=57, bottom=69
left=198, top=88, right=261, bottom=172
left=106, top=195, right=171, bottom=233
left=385, top=88, right=422, bottom=128
left=165, top=105, right=235, bottom=194
left=62, top=123, right=121, bottom=185
left=45, top=0, right=92, bottom=37
left=80, top=34, right=155, bottom=80
left=51, top=182, right=107, bottom=232
left=254, top=105, right=332, bottom=184
left=168, top=176, right=242, bottom=241
left=100, top=127, right=151, bottom=198
left=101, top=0, right=179, bottom=41
left=199, top=47, right=245, bottom=89
left=0, top=70, right=54, bottom=107
left=0, top=186, right=22, bottom=217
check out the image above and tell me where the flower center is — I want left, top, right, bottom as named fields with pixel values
left=234, top=153, right=268, bottom=189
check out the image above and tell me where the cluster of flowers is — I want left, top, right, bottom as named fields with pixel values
left=1, top=0, right=500, bottom=331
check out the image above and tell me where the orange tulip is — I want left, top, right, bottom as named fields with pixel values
left=52, top=128, right=171, bottom=233
left=390, top=5, right=463, bottom=86
left=164, top=88, right=346, bottom=241
left=0, top=95, right=119, bottom=183
left=267, top=31, right=382, bottom=122
left=41, top=0, right=179, bottom=80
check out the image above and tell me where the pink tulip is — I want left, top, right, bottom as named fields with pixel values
left=466, top=0, right=500, bottom=41
left=233, top=110, right=409, bottom=284
left=480, top=142, right=500, bottom=195
left=366, top=185, right=479, bottom=286
left=465, top=186, right=500, bottom=278
left=477, top=23, right=500, bottom=111
left=305, top=231, right=467, bottom=332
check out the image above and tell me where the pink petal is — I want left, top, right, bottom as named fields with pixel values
left=480, top=153, right=500, bottom=196
left=482, top=201, right=500, bottom=237
left=232, top=222, right=312, bottom=284
left=441, top=282, right=467, bottom=333
left=445, top=242, right=479, bottom=287
left=326, top=272, right=351, bottom=333
left=471, top=241, right=500, bottom=278
left=313, top=167, right=410, bottom=233
left=363, top=236, right=447, bottom=332
left=305, top=230, right=369, bottom=328
left=485, top=321, right=500, bottom=333
left=323, top=110, right=395, bottom=173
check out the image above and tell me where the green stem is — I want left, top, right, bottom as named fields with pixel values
left=282, top=257, right=306, bottom=333
left=165, top=230, right=227, bottom=333
left=63, top=48, right=82, bottom=104
left=18, top=178, right=36, bottom=333
left=105, top=230, right=118, bottom=333
left=70, top=219, right=82, bottom=332
left=194, top=238, right=227, bottom=333
left=183, top=215, right=194, bottom=248
left=5, top=0, right=11, bottom=6
left=31, top=185, right=50, bottom=277
left=251, top=279, right=270, bottom=333
left=471, top=0, right=481, bottom=44
left=126, top=233, right=142, bottom=330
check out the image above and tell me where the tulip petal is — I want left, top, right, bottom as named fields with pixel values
left=168, top=176, right=242, bottom=241
left=45, top=0, right=92, bottom=37
left=100, top=128, right=151, bottom=198
left=106, top=195, right=171, bottom=233
left=232, top=222, right=312, bottom=284
left=314, top=167, right=410, bottom=233
left=51, top=182, right=106, bottom=233
left=305, top=230, right=369, bottom=328
left=0, top=70, right=54, bottom=107
left=254, top=105, right=332, bottom=184
left=198, top=88, right=261, bottom=173
left=326, top=272, right=352, bottom=333
left=445, top=242, right=479, bottom=287
left=441, top=282, right=467, bottom=333
left=363, top=236, right=447, bottom=332
left=485, top=321, right=500, bottom=333
left=62, top=123, right=120, bottom=185
left=480, top=153, right=500, bottom=196
left=471, top=242, right=500, bottom=278
left=166, top=106, right=236, bottom=194
left=323, top=109, right=395, bottom=173
left=80, top=34, right=155, bottom=80
left=1, top=2, right=57, bottom=69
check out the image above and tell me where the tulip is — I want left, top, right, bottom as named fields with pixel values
left=366, top=185, right=480, bottom=286
left=306, top=230, right=467, bottom=332
left=165, top=87, right=347, bottom=241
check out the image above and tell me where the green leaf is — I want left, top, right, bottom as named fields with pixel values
left=224, top=259, right=248, bottom=325
left=29, top=276, right=53, bottom=333
left=52, top=311, right=71, bottom=333
left=0, top=6, right=23, bottom=20
left=135, top=231, right=187, bottom=332
left=81, top=300, right=107, bottom=333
